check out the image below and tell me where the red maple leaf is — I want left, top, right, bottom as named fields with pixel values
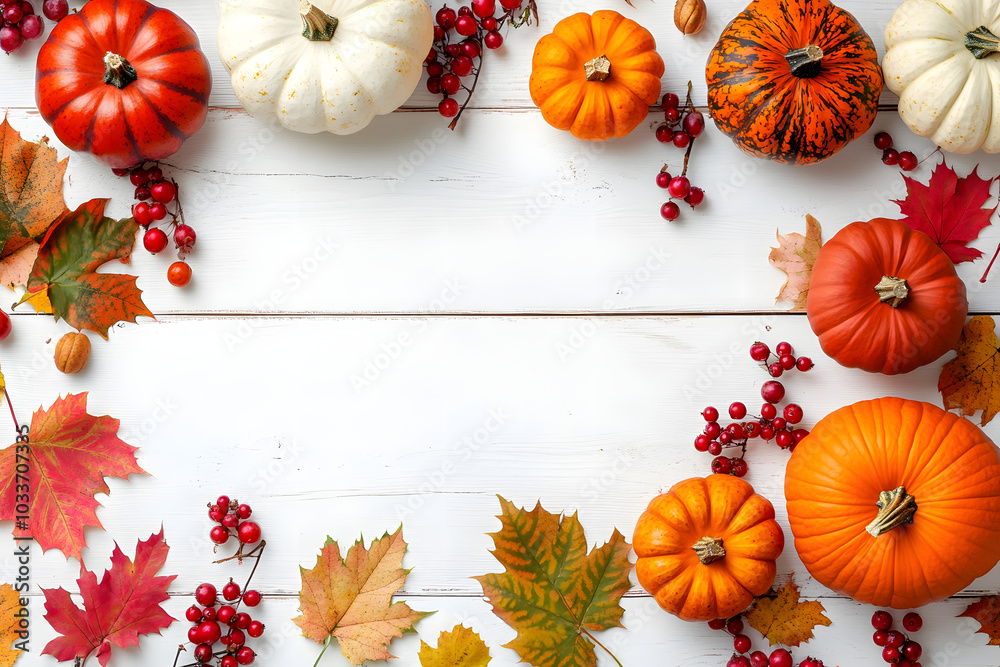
left=0, top=392, right=145, bottom=560
left=41, top=528, right=176, bottom=666
left=892, top=161, right=996, bottom=264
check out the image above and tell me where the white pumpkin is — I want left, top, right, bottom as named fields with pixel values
left=218, top=0, right=433, bottom=134
left=883, top=0, right=1000, bottom=153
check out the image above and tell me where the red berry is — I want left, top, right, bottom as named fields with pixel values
left=799, top=659, right=824, bottom=667
left=886, top=631, right=905, bottom=648
left=771, top=417, right=786, bottom=430
left=779, top=354, right=796, bottom=370
left=655, top=171, right=671, bottom=188
left=247, top=620, right=264, bottom=637
left=168, top=262, right=192, bottom=287
left=217, top=495, right=231, bottom=508
left=195, top=583, right=216, bottom=606
left=483, top=30, right=502, bottom=49
left=667, top=176, right=691, bottom=199
left=228, top=629, right=246, bottom=647
left=661, top=93, right=680, bottom=109
left=745, top=422, right=760, bottom=438
left=451, top=54, right=474, bottom=76
left=426, top=76, right=442, bottom=94
left=874, top=629, right=889, bottom=646
left=146, top=166, right=163, bottom=182
left=707, top=441, right=722, bottom=456
left=193, top=643, right=213, bottom=662
left=471, top=0, right=494, bottom=17
left=210, top=526, right=229, bottom=545
left=21, top=2, right=37, bottom=16
left=660, top=201, right=680, bottom=221
left=874, top=131, right=893, bottom=150
left=197, top=620, right=221, bottom=644
left=187, top=626, right=201, bottom=643
left=20, top=14, right=42, bottom=39
left=750, top=652, right=768, bottom=667
left=795, top=356, right=813, bottom=371
left=898, top=151, right=917, bottom=171
left=481, top=16, right=497, bottom=31
left=902, top=642, right=921, bottom=661
left=445, top=43, right=461, bottom=56
left=792, top=428, right=809, bottom=443
left=112, top=167, right=129, bottom=177
left=441, top=74, right=461, bottom=95
left=775, top=431, right=793, bottom=448
left=40, top=0, right=63, bottom=17
left=664, top=108, right=680, bottom=123
left=242, top=589, right=261, bottom=607
left=236, top=647, right=255, bottom=665
left=705, top=422, right=721, bottom=439
left=902, top=612, right=922, bottom=632
left=775, top=342, right=792, bottom=356
left=238, top=521, right=262, bottom=544
left=151, top=181, right=176, bottom=204
left=783, top=404, right=803, bottom=424
left=750, top=342, right=770, bottom=361
left=708, top=618, right=727, bottom=630
left=683, top=111, right=706, bottom=137
left=134, top=186, right=151, bottom=201
left=432, top=25, right=445, bottom=40
left=672, top=131, right=691, bottom=148
left=438, top=98, right=459, bottom=118
left=460, top=39, right=480, bottom=58
left=455, top=14, right=476, bottom=36
left=499, top=0, right=520, bottom=8
left=882, top=647, right=900, bottom=663
left=769, top=649, right=792, bottom=667
left=760, top=403, right=777, bottom=420
left=3, top=4, right=23, bottom=23
left=186, top=605, right=203, bottom=622
left=221, top=657, right=238, bottom=667
left=0, top=26, right=23, bottom=53
left=435, top=7, right=456, bottom=29
left=149, top=203, right=167, bottom=221
left=729, top=402, right=747, bottom=419
left=767, top=362, right=783, bottom=378
left=457, top=5, right=472, bottom=14
left=233, top=613, right=251, bottom=629
left=761, top=380, right=785, bottom=403
left=132, top=202, right=152, bottom=226
left=711, top=456, right=731, bottom=474
left=217, top=605, right=236, bottom=624
left=882, top=148, right=899, bottom=165
left=730, top=458, right=748, bottom=477
left=684, top=187, right=704, bottom=207
left=129, top=168, right=148, bottom=187
left=655, top=124, right=672, bottom=143
left=694, top=434, right=710, bottom=452
left=208, top=504, right=225, bottom=522
left=703, top=406, right=719, bottom=422
left=202, top=606, right=217, bottom=621
left=174, top=224, right=196, bottom=248
left=222, top=513, right=239, bottom=529
left=222, top=581, right=241, bottom=601
left=718, top=431, right=732, bottom=445
left=734, top=634, right=752, bottom=654
left=236, top=503, right=252, bottom=519
left=726, top=618, right=744, bottom=635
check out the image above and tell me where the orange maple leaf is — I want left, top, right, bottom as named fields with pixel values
left=938, top=315, right=1000, bottom=426
left=960, top=595, right=1000, bottom=645
left=0, top=393, right=146, bottom=560
left=769, top=215, right=823, bottom=311
left=0, top=583, right=25, bottom=666
left=293, top=527, right=430, bottom=666
left=745, top=577, right=831, bottom=647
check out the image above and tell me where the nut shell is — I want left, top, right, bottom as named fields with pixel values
left=54, top=332, right=90, bottom=374
left=674, top=0, right=707, bottom=34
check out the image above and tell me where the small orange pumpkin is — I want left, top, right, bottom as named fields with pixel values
left=529, top=10, right=664, bottom=141
left=785, top=397, right=1000, bottom=608
left=633, top=475, right=784, bottom=621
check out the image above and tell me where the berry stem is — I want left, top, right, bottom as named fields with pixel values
left=448, top=53, right=483, bottom=131
left=981, top=242, right=1000, bottom=282
left=5, top=388, right=20, bottom=435
left=681, top=81, right=696, bottom=177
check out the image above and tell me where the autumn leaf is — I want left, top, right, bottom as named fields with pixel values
left=17, top=199, right=152, bottom=338
left=0, top=392, right=146, bottom=560
left=293, top=527, right=430, bottom=666
left=0, top=116, right=69, bottom=263
left=418, top=625, right=491, bottom=667
left=0, top=583, right=25, bottom=666
left=959, top=595, right=1000, bottom=644
left=745, top=577, right=831, bottom=647
left=893, top=160, right=996, bottom=263
left=938, top=315, right=1000, bottom=426
left=473, top=496, right=631, bottom=667
left=769, top=215, right=822, bottom=311
left=41, top=528, right=176, bottom=666
left=0, top=242, right=39, bottom=292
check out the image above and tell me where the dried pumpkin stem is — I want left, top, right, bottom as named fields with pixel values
left=966, top=25, right=1000, bottom=59
left=785, top=44, right=823, bottom=79
left=692, top=536, right=725, bottom=564
left=300, top=0, right=338, bottom=41
left=875, top=275, right=909, bottom=308
left=103, top=52, right=138, bottom=89
left=866, top=486, right=917, bottom=537
left=584, top=55, right=611, bottom=82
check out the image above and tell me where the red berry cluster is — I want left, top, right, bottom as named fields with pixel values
left=114, top=163, right=195, bottom=287
left=873, top=132, right=918, bottom=172
left=750, top=341, right=813, bottom=378
left=207, top=495, right=262, bottom=551
left=0, top=0, right=65, bottom=53
left=426, top=0, right=535, bottom=126
left=185, top=580, right=263, bottom=666
left=655, top=85, right=706, bottom=221
left=711, top=617, right=823, bottom=667
left=872, top=610, right=923, bottom=666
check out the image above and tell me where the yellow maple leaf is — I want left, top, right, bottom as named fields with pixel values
left=745, top=577, right=831, bottom=647
left=293, top=527, right=431, bottom=666
left=0, top=583, right=25, bottom=666
left=418, top=625, right=491, bottom=667
left=939, top=315, right=1000, bottom=426
left=769, top=215, right=822, bottom=311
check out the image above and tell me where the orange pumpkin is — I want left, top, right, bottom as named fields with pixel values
left=785, top=397, right=1000, bottom=608
left=529, top=10, right=664, bottom=141
left=807, top=218, right=967, bottom=375
left=633, top=475, right=784, bottom=621
left=705, top=0, right=883, bottom=164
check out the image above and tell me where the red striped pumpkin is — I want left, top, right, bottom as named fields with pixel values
left=35, top=0, right=211, bottom=170
left=705, top=0, right=883, bottom=165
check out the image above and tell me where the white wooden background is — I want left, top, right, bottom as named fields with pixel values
left=3, top=0, right=1000, bottom=665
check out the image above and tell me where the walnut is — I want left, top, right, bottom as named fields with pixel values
left=54, top=332, right=90, bottom=374
left=674, top=0, right=707, bottom=34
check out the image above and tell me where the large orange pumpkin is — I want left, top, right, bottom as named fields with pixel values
left=807, top=218, right=967, bottom=375
left=633, top=475, right=784, bottom=621
left=785, top=397, right=1000, bottom=608
left=529, top=10, right=664, bottom=141
left=705, top=0, right=883, bottom=164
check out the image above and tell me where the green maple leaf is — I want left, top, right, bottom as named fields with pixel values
left=17, top=199, right=153, bottom=338
left=473, top=496, right=631, bottom=667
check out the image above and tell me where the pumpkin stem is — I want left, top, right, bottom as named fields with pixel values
left=785, top=45, right=824, bottom=78
left=103, top=52, right=138, bottom=90
left=966, top=25, right=1000, bottom=59
left=866, top=486, right=917, bottom=537
left=300, top=0, right=338, bottom=41
left=875, top=275, right=909, bottom=308
left=692, top=536, right=725, bottom=564
left=584, top=55, right=612, bottom=82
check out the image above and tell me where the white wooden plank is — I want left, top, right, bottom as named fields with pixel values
left=4, top=109, right=997, bottom=316
left=2, top=0, right=903, bottom=109
left=5, top=314, right=1000, bottom=601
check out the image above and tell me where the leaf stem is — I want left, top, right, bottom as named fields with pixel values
left=313, top=635, right=332, bottom=667
left=581, top=628, right=624, bottom=667
left=981, top=242, right=1000, bottom=282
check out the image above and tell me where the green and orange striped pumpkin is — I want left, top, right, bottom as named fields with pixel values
left=705, top=0, right=883, bottom=165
